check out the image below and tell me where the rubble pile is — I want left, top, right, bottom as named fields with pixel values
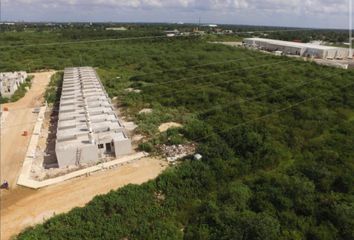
left=160, top=143, right=197, bottom=163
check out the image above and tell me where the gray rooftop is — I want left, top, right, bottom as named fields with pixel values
left=56, top=67, right=126, bottom=150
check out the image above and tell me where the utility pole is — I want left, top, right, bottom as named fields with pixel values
left=350, top=0, right=353, bottom=58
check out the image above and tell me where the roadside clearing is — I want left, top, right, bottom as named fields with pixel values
left=158, top=122, right=183, bottom=132
left=1, top=157, right=167, bottom=240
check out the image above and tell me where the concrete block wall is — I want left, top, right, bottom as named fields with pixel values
left=55, top=67, right=132, bottom=168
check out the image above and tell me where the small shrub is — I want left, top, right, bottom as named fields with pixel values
left=139, top=142, right=154, bottom=152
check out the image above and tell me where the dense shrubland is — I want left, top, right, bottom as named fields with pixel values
left=1, top=27, right=352, bottom=240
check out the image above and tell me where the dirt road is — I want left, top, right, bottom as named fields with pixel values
left=1, top=157, right=167, bottom=239
left=1, top=71, right=55, bottom=189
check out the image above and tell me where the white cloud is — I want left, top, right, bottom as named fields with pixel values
left=4, top=0, right=349, bottom=14
left=2, top=0, right=352, bottom=28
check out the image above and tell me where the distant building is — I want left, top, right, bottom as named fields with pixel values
left=164, top=29, right=180, bottom=37
left=106, top=27, right=127, bottom=31
left=0, top=22, right=15, bottom=25
left=203, top=24, right=218, bottom=28
left=223, top=30, right=234, bottom=34
left=244, top=38, right=352, bottom=59
left=0, top=71, right=28, bottom=98
left=192, top=28, right=205, bottom=36
left=55, top=67, right=132, bottom=168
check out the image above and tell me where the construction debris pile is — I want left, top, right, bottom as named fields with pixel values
left=160, top=143, right=197, bottom=163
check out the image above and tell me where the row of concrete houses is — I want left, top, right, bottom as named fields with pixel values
left=55, top=67, right=132, bottom=168
left=244, top=38, right=352, bottom=60
left=0, top=71, right=28, bottom=98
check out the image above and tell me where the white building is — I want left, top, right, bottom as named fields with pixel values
left=55, top=67, right=132, bottom=168
left=244, top=38, right=351, bottom=60
left=0, top=71, right=28, bottom=98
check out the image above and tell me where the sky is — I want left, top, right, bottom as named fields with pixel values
left=1, top=0, right=353, bottom=29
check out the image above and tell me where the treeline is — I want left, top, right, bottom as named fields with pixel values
left=264, top=30, right=351, bottom=44
left=2, top=28, right=352, bottom=240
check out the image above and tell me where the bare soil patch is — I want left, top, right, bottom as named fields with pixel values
left=1, top=157, right=167, bottom=240
left=158, top=122, right=183, bottom=132
left=139, top=108, right=153, bottom=114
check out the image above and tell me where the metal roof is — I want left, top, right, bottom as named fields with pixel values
left=244, top=38, right=345, bottom=50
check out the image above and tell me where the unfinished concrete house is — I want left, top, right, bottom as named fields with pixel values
left=0, top=71, right=28, bottom=98
left=55, top=67, right=132, bottom=168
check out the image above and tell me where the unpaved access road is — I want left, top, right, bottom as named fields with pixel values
left=1, top=157, right=167, bottom=240
left=1, top=71, right=55, bottom=189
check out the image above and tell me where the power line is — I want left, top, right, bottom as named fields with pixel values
left=137, top=59, right=295, bottom=100
left=56, top=54, right=282, bottom=89
left=3, top=56, right=294, bottom=119
left=195, top=75, right=315, bottom=116
left=138, top=59, right=293, bottom=89
left=191, top=81, right=354, bottom=143
left=0, top=34, right=193, bottom=49
left=4, top=72, right=354, bottom=131
left=0, top=26, right=329, bottom=50
left=193, top=67, right=354, bottom=118
left=1, top=55, right=290, bottom=114
left=125, top=54, right=272, bottom=79
left=2, top=70, right=352, bottom=130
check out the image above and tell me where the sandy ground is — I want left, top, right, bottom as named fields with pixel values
left=1, top=157, right=167, bottom=239
left=0, top=71, right=55, bottom=189
left=158, top=122, right=183, bottom=132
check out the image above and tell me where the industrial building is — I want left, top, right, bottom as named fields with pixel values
left=244, top=38, right=352, bottom=60
left=0, top=71, right=28, bottom=98
left=55, top=67, right=132, bottom=168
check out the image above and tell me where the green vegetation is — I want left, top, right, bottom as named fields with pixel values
left=10, top=76, right=33, bottom=102
left=0, top=96, right=9, bottom=104
left=1, top=26, right=352, bottom=240
left=44, top=72, right=63, bottom=104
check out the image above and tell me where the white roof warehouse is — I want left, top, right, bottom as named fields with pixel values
left=244, top=38, right=351, bottom=60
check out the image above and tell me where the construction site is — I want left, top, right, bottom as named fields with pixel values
left=0, top=68, right=167, bottom=239
left=56, top=67, right=132, bottom=168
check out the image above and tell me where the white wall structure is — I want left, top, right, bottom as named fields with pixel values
left=55, top=67, right=132, bottom=168
left=244, top=38, right=352, bottom=60
left=0, top=71, right=28, bottom=98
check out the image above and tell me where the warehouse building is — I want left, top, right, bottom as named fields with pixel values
left=55, top=67, right=132, bottom=168
left=0, top=71, right=28, bottom=98
left=244, top=38, right=351, bottom=60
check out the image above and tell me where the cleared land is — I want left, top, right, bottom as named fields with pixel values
left=0, top=71, right=55, bottom=189
left=1, top=157, right=167, bottom=240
